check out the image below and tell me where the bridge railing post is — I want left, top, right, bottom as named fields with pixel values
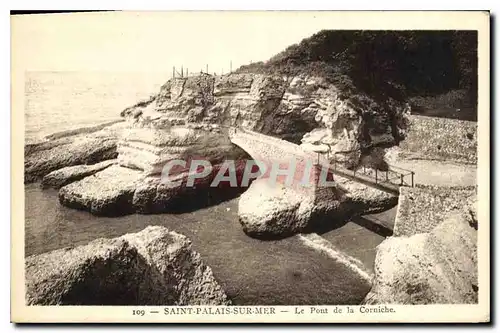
left=400, top=174, right=404, bottom=186
left=411, top=172, right=414, bottom=187
left=375, top=169, right=378, bottom=184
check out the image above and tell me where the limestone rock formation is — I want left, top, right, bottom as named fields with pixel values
left=364, top=186, right=478, bottom=304
left=41, top=159, right=117, bottom=189
left=238, top=179, right=314, bottom=237
left=54, top=120, right=251, bottom=215
left=25, top=121, right=126, bottom=183
left=117, top=122, right=245, bottom=176
left=121, top=73, right=410, bottom=168
left=25, top=226, right=230, bottom=305
left=238, top=177, right=348, bottom=238
left=33, top=72, right=409, bottom=218
left=58, top=165, right=144, bottom=216
left=133, top=162, right=249, bottom=214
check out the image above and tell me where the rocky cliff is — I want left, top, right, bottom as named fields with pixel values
left=121, top=73, right=410, bottom=168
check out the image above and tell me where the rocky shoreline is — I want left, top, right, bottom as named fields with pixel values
left=24, top=72, right=478, bottom=305
left=25, top=72, right=407, bottom=231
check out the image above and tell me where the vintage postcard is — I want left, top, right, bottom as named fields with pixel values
left=11, top=11, right=490, bottom=323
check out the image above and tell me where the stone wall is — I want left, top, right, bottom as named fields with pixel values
left=365, top=186, right=478, bottom=304
left=399, top=115, right=477, bottom=164
left=394, top=185, right=477, bottom=237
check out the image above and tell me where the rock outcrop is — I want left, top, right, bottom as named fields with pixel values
left=238, top=175, right=354, bottom=238
left=25, top=226, right=231, bottom=305
left=365, top=186, right=477, bottom=304
left=121, top=73, right=410, bottom=168
left=25, top=121, right=126, bottom=183
left=41, top=159, right=117, bottom=189
left=133, top=162, right=249, bottom=214
left=335, top=172, right=399, bottom=215
left=56, top=122, right=251, bottom=215
left=58, top=165, right=144, bottom=216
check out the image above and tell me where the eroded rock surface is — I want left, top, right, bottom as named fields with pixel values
left=238, top=176, right=349, bottom=238
left=25, top=122, right=126, bottom=183
left=41, top=159, right=117, bottom=189
left=32, top=72, right=409, bottom=220
left=335, top=173, right=399, bottom=215
left=121, top=73, right=410, bottom=168
left=58, top=165, right=143, bottom=216
left=25, top=226, right=230, bottom=305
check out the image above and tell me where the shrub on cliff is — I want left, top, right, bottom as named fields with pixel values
left=236, top=30, right=477, bottom=115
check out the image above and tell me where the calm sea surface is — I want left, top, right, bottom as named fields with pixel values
left=24, top=72, right=380, bottom=304
left=24, top=71, right=168, bottom=143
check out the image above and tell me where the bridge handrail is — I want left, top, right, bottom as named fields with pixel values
left=230, top=125, right=415, bottom=188
left=385, top=164, right=415, bottom=174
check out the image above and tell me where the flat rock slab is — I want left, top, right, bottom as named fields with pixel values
left=58, top=165, right=143, bottom=216
left=42, top=159, right=117, bottom=189
left=25, top=135, right=118, bottom=183
left=25, top=226, right=230, bottom=305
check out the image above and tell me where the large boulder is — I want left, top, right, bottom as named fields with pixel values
left=133, top=161, right=249, bottom=214
left=117, top=123, right=246, bottom=176
left=25, top=226, right=230, bottom=305
left=41, top=159, right=117, bottom=189
left=238, top=179, right=315, bottom=237
left=25, top=137, right=118, bottom=183
left=238, top=178, right=347, bottom=238
left=58, top=165, right=143, bottom=216
left=364, top=188, right=478, bottom=304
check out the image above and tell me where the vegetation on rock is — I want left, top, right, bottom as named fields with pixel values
left=237, top=30, right=477, bottom=120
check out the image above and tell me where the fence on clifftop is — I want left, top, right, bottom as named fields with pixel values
left=172, top=61, right=234, bottom=78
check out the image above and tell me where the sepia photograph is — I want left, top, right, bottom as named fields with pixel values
left=10, top=10, right=490, bottom=323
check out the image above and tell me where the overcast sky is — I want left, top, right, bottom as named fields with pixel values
left=12, top=11, right=485, bottom=78
left=11, top=11, right=339, bottom=77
